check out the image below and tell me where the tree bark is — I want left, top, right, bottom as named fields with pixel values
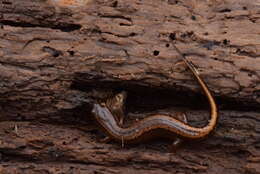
left=0, top=0, right=260, bottom=173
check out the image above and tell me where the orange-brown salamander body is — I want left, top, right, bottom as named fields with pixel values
left=92, top=45, right=218, bottom=143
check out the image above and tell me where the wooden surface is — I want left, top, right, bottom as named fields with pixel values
left=0, top=0, right=260, bottom=173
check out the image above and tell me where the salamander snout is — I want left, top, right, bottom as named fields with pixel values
left=92, top=103, right=111, bottom=122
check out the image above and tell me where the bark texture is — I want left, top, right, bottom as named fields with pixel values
left=0, top=0, right=260, bottom=173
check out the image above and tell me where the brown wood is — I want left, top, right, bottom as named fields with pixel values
left=0, top=0, right=259, bottom=173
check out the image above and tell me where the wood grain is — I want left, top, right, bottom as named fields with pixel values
left=0, top=0, right=259, bottom=173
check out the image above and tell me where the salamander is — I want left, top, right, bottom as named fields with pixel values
left=91, top=45, right=218, bottom=143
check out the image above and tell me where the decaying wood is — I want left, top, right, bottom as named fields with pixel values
left=0, top=0, right=259, bottom=173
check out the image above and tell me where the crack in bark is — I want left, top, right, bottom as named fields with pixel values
left=99, top=15, right=132, bottom=23
left=0, top=61, right=37, bottom=71
left=0, top=20, right=82, bottom=32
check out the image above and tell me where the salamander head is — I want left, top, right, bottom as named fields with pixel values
left=92, top=103, right=115, bottom=123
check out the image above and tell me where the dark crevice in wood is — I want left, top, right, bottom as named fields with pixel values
left=42, top=46, right=62, bottom=57
left=71, top=79, right=260, bottom=113
left=0, top=151, right=41, bottom=163
left=218, top=9, right=232, bottom=13
left=99, top=15, right=132, bottom=23
left=1, top=20, right=82, bottom=32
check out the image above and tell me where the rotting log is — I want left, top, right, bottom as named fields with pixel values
left=0, top=0, right=260, bottom=173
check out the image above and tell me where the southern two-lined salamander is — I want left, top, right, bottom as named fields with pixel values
left=91, top=45, right=218, bottom=143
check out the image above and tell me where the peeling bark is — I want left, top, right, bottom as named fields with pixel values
left=0, top=0, right=260, bottom=173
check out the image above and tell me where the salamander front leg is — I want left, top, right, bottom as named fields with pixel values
left=118, top=114, right=124, bottom=127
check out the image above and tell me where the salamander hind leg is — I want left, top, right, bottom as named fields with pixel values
left=98, top=136, right=113, bottom=143
left=169, top=113, right=188, bottom=152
